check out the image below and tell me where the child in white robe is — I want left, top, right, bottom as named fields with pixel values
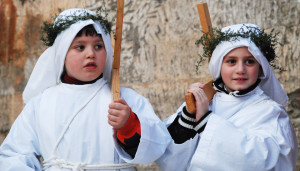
left=0, top=8, right=171, bottom=170
left=157, top=24, right=298, bottom=171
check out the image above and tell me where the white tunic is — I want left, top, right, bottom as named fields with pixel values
left=157, top=87, right=298, bottom=171
left=0, top=78, right=171, bottom=170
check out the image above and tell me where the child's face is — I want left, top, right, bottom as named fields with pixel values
left=221, top=47, right=261, bottom=92
left=65, top=34, right=106, bottom=82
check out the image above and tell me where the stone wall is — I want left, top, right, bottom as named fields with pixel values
left=0, top=0, right=299, bottom=170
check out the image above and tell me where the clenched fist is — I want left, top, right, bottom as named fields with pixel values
left=108, top=98, right=131, bottom=129
left=187, top=82, right=210, bottom=121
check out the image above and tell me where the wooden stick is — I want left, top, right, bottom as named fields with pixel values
left=112, top=69, right=120, bottom=100
left=111, top=33, right=115, bottom=53
left=185, top=2, right=216, bottom=114
left=197, top=3, right=213, bottom=59
left=197, top=3, right=212, bottom=38
left=111, top=0, right=124, bottom=100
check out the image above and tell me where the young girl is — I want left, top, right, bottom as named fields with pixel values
left=0, top=8, right=171, bottom=170
left=157, top=24, right=298, bottom=170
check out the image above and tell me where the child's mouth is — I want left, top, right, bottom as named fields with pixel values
left=233, top=78, right=247, bottom=82
left=84, top=62, right=97, bottom=69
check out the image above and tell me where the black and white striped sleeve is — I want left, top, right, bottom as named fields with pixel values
left=178, top=106, right=197, bottom=129
left=193, top=111, right=211, bottom=133
left=167, top=107, right=197, bottom=144
left=167, top=106, right=212, bottom=144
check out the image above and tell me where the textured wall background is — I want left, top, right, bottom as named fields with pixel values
left=0, top=0, right=299, bottom=170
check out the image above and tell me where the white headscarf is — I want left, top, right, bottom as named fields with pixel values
left=23, top=8, right=113, bottom=104
left=209, top=24, right=288, bottom=106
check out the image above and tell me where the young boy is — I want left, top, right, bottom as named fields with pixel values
left=157, top=24, right=298, bottom=170
left=0, top=8, right=171, bottom=170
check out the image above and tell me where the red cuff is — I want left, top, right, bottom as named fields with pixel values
left=116, top=108, right=141, bottom=144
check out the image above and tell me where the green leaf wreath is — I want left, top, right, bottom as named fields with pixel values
left=195, top=25, right=284, bottom=72
left=41, top=7, right=112, bottom=46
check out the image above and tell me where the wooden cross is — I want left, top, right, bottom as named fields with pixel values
left=111, top=0, right=124, bottom=100
left=185, top=2, right=216, bottom=114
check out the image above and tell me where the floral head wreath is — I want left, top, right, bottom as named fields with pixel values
left=41, top=7, right=112, bottom=46
left=195, top=25, right=283, bottom=72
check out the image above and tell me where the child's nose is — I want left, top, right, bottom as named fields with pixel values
left=86, top=47, right=95, bottom=59
left=236, top=63, right=245, bottom=74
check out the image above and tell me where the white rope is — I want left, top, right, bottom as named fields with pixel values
left=43, top=80, right=136, bottom=170
left=43, top=157, right=134, bottom=171
left=51, top=80, right=106, bottom=155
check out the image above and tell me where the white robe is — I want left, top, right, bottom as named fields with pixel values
left=157, top=87, right=298, bottom=171
left=0, top=78, right=171, bottom=170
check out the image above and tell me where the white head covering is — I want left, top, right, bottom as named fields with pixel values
left=23, top=8, right=113, bottom=104
left=209, top=24, right=288, bottom=106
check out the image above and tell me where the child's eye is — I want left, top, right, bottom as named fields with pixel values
left=226, top=59, right=236, bottom=64
left=245, top=59, right=256, bottom=64
left=95, top=44, right=103, bottom=49
left=76, top=45, right=85, bottom=50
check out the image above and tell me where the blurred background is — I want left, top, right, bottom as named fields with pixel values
left=0, top=0, right=299, bottom=170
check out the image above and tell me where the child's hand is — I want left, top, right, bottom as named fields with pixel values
left=187, top=83, right=209, bottom=121
left=108, top=98, right=131, bottom=129
left=187, top=82, right=205, bottom=91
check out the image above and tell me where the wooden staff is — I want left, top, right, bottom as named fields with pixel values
left=111, top=0, right=124, bottom=100
left=185, top=3, right=216, bottom=114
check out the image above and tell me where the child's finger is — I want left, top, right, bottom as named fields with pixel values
left=119, top=99, right=128, bottom=106
left=113, top=98, right=126, bottom=105
left=199, top=83, right=205, bottom=89
left=188, top=82, right=205, bottom=90
left=108, top=108, right=120, bottom=116
left=192, top=89, right=201, bottom=102
left=189, top=88, right=201, bottom=97
left=198, top=89, right=208, bottom=101
left=108, top=113, right=118, bottom=122
left=111, top=99, right=129, bottom=109
left=187, top=87, right=199, bottom=93
left=192, top=88, right=208, bottom=106
left=108, top=119, right=118, bottom=128
left=109, top=102, right=125, bottom=110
